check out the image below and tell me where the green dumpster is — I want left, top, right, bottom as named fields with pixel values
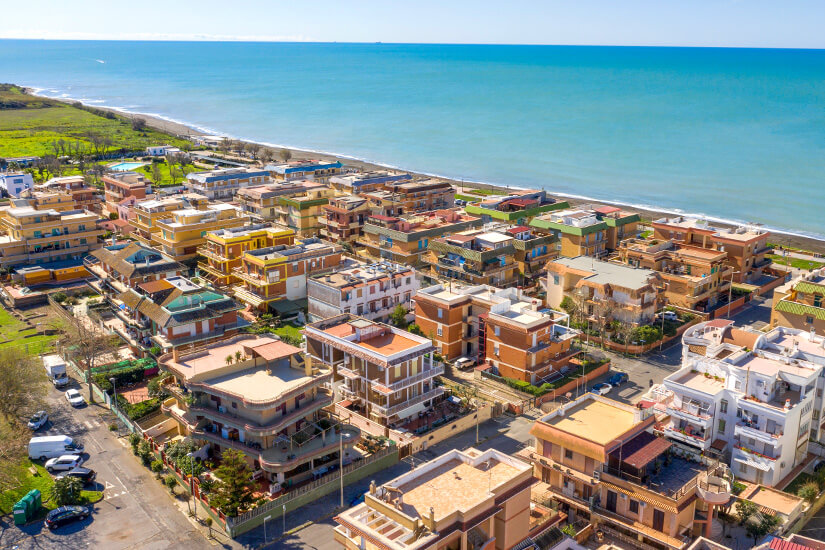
left=25, top=489, right=42, bottom=513
left=20, top=494, right=34, bottom=518
left=12, top=502, right=27, bottom=526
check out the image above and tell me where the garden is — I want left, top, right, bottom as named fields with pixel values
left=491, top=355, right=610, bottom=397
left=242, top=313, right=304, bottom=347
left=0, top=459, right=102, bottom=517
left=93, top=358, right=168, bottom=421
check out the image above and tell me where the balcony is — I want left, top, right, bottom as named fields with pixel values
left=696, top=464, right=732, bottom=505
left=370, top=386, right=444, bottom=418
left=733, top=445, right=777, bottom=473
left=734, top=421, right=783, bottom=445
left=189, top=394, right=333, bottom=436
left=152, top=320, right=249, bottom=349
left=198, top=248, right=230, bottom=263
left=161, top=397, right=201, bottom=431
left=371, top=363, right=444, bottom=395
left=664, top=426, right=711, bottom=450
left=666, top=406, right=712, bottom=429
left=233, top=269, right=273, bottom=287
left=233, top=286, right=269, bottom=308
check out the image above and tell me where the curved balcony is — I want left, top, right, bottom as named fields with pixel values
left=188, top=393, right=333, bottom=436
left=186, top=373, right=332, bottom=411
left=697, top=465, right=732, bottom=505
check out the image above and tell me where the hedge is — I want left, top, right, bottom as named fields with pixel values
left=499, top=358, right=608, bottom=397
left=116, top=394, right=161, bottom=420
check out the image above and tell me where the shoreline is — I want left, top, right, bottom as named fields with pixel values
left=34, top=88, right=825, bottom=254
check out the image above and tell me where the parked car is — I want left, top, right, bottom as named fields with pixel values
left=27, top=411, right=49, bottom=430
left=815, top=460, right=825, bottom=473
left=55, top=467, right=96, bottom=485
left=45, top=505, right=89, bottom=530
left=45, top=455, right=83, bottom=473
left=608, top=372, right=629, bottom=386
left=454, top=356, right=476, bottom=370
left=657, top=311, right=679, bottom=322
left=65, top=389, right=85, bottom=407
left=590, top=383, right=613, bottom=396
left=28, top=435, right=83, bottom=461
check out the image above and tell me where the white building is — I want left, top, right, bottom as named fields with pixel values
left=656, top=320, right=825, bottom=486
left=0, top=172, right=35, bottom=197
left=307, top=259, right=419, bottom=323
left=184, top=167, right=270, bottom=200
left=145, top=145, right=180, bottom=156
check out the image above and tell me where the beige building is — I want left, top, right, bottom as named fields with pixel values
left=153, top=204, right=249, bottom=263
left=771, top=269, right=825, bottom=333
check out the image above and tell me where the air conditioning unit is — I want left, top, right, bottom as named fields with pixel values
left=593, top=470, right=601, bottom=480
left=620, top=493, right=627, bottom=500
left=218, top=406, right=225, bottom=413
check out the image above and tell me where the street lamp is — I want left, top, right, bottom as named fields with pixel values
left=186, top=452, right=197, bottom=516
left=109, top=377, right=117, bottom=408
left=263, top=514, right=271, bottom=544
left=282, top=504, right=286, bottom=535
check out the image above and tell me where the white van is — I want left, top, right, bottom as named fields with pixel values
left=28, top=435, right=84, bottom=461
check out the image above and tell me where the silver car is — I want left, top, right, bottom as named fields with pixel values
left=65, top=389, right=85, bottom=407
left=45, top=455, right=83, bottom=473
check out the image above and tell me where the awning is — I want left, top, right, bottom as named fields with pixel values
left=734, top=456, right=771, bottom=472
left=609, top=431, right=671, bottom=469
left=249, top=340, right=302, bottom=361
left=711, top=439, right=728, bottom=451
left=392, top=401, right=428, bottom=421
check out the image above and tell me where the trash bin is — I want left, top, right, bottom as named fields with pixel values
left=12, top=502, right=28, bottom=526
left=26, top=489, right=42, bottom=513
left=20, top=493, right=34, bottom=519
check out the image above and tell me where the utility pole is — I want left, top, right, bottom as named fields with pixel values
left=339, top=429, right=344, bottom=508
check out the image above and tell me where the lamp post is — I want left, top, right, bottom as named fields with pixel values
left=109, top=377, right=117, bottom=408
left=282, top=504, right=286, bottom=535
left=263, top=514, right=271, bottom=544
left=186, top=452, right=197, bottom=516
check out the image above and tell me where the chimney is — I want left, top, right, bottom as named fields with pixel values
left=369, top=480, right=377, bottom=496
left=428, top=507, right=436, bottom=531
left=172, top=346, right=180, bottom=363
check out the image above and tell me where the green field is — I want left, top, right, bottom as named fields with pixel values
left=768, top=254, right=825, bottom=270
left=0, top=85, right=191, bottom=158
left=134, top=161, right=202, bottom=186
left=0, top=460, right=102, bottom=515
left=0, top=306, right=59, bottom=355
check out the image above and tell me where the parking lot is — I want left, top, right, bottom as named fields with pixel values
left=0, top=377, right=215, bottom=550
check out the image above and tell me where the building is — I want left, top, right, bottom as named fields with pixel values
left=0, top=205, right=103, bottom=269
left=116, top=275, right=246, bottom=353
left=505, top=225, right=558, bottom=284
left=334, top=447, right=534, bottom=550
left=423, top=229, right=519, bottom=288
left=37, top=176, right=101, bottom=213
left=771, top=269, right=825, bottom=333
left=651, top=217, right=772, bottom=284
left=275, top=187, right=336, bottom=236
left=235, top=180, right=327, bottom=223
left=546, top=256, right=662, bottom=325
left=304, top=314, right=441, bottom=427
left=526, top=394, right=732, bottom=548
left=146, top=145, right=180, bottom=156
left=359, top=209, right=484, bottom=266
left=85, top=241, right=184, bottom=291
left=232, top=238, right=342, bottom=313
left=102, top=172, right=150, bottom=214
left=381, top=178, right=455, bottom=213
left=184, top=167, right=271, bottom=200
left=267, top=160, right=343, bottom=182
left=531, top=207, right=640, bottom=258
left=413, top=284, right=578, bottom=380
left=328, top=170, right=412, bottom=194
left=14, top=191, right=76, bottom=213
left=159, top=334, right=360, bottom=489
left=0, top=172, right=34, bottom=197
left=153, top=204, right=249, bottom=264
left=319, top=195, right=370, bottom=244
left=308, top=259, right=419, bottom=323
left=463, top=190, right=568, bottom=226
left=617, top=238, right=733, bottom=312
left=130, top=194, right=208, bottom=248
left=656, top=321, right=825, bottom=487
left=197, top=223, right=295, bottom=287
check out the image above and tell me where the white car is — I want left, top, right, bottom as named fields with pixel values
left=657, top=311, right=679, bottom=322
left=65, top=389, right=85, bottom=407
left=27, top=411, right=49, bottom=430
left=45, top=455, right=83, bottom=473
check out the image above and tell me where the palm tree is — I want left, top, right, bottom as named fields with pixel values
left=225, top=355, right=233, bottom=367
left=234, top=350, right=242, bottom=364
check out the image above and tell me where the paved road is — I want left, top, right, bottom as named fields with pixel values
left=0, top=378, right=215, bottom=550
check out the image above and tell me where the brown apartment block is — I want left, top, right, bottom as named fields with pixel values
left=102, top=172, right=150, bottom=214
left=771, top=269, right=825, bottom=333
left=530, top=207, right=640, bottom=258
left=334, top=447, right=534, bottom=550
left=523, top=394, right=733, bottom=549
left=319, top=194, right=370, bottom=244
left=651, top=217, right=772, bottom=284
left=423, top=230, right=520, bottom=288
left=414, top=284, right=579, bottom=383
left=617, top=238, right=733, bottom=312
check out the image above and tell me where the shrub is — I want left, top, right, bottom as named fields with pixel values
left=799, top=482, right=820, bottom=503
left=108, top=423, right=118, bottom=431
left=164, top=475, right=178, bottom=493
left=137, top=440, right=153, bottom=466
left=149, top=346, right=161, bottom=356
left=128, top=432, right=142, bottom=450
left=630, top=325, right=662, bottom=345
left=151, top=460, right=164, bottom=475
left=116, top=394, right=161, bottom=420
left=561, top=523, right=577, bottom=537
left=51, top=476, right=84, bottom=506
left=406, top=323, right=423, bottom=336
left=52, top=292, right=68, bottom=303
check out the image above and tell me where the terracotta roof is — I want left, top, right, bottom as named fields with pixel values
left=506, top=226, right=530, bottom=234
left=505, top=198, right=538, bottom=207
left=248, top=340, right=302, bottom=361
left=705, top=319, right=735, bottom=328
left=138, top=279, right=174, bottom=294
left=594, top=206, right=621, bottom=215
left=609, top=431, right=670, bottom=469
left=369, top=214, right=398, bottom=222
left=771, top=538, right=815, bottom=550
left=711, top=439, right=728, bottom=451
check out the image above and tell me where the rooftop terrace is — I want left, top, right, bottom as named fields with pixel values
left=541, top=396, right=638, bottom=446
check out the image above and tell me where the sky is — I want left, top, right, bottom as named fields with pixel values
left=1, top=0, right=824, bottom=49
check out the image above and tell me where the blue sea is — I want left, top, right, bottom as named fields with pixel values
left=2, top=40, right=824, bottom=238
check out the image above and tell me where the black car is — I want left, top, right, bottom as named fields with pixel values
left=45, top=505, right=89, bottom=530
left=55, top=467, right=96, bottom=484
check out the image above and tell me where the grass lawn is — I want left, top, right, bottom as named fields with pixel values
left=134, top=161, right=202, bottom=186
left=455, top=194, right=482, bottom=202
left=0, top=85, right=190, bottom=158
left=0, top=460, right=102, bottom=516
left=273, top=322, right=304, bottom=342
left=463, top=188, right=505, bottom=196
left=768, top=254, right=825, bottom=270
left=783, top=472, right=819, bottom=496
left=0, top=306, right=59, bottom=355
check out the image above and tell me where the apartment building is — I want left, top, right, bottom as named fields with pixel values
left=546, top=256, right=662, bottom=325
left=319, top=195, right=370, bottom=244
left=86, top=241, right=184, bottom=291
left=360, top=209, right=483, bottom=266
left=618, top=238, right=733, bottom=312
left=651, top=217, right=772, bottom=284
left=0, top=172, right=34, bottom=197
left=197, top=223, right=295, bottom=287
left=657, top=321, right=825, bottom=487
left=424, top=230, right=519, bottom=288
left=184, top=167, right=270, bottom=200
left=233, top=238, right=342, bottom=312
left=15, top=190, right=76, bottom=213
left=531, top=207, right=640, bottom=258
left=771, top=269, right=825, bottom=333
left=304, top=314, right=441, bottom=427
left=153, top=204, right=249, bottom=264
left=0, top=205, right=103, bottom=269
left=328, top=170, right=412, bottom=194
left=308, top=259, right=419, bottom=323
left=267, top=160, right=343, bottom=182
left=526, top=394, right=732, bottom=548
left=414, top=284, right=578, bottom=379
left=505, top=225, right=558, bottom=282
left=102, top=172, right=150, bottom=214
left=37, top=176, right=101, bottom=212
left=276, top=187, right=336, bottom=236
left=463, top=190, right=568, bottom=225
left=117, top=275, right=246, bottom=353
left=131, top=196, right=197, bottom=248
left=235, top=180, right=326, bottom=222
left=382, top=178, right=455, bottom=213
left=160, top=334, right=360, bottom=489
left=334, top=447, right=533, bottom=550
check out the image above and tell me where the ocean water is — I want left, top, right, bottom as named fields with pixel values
left=1, top=40, right=824, bottom=238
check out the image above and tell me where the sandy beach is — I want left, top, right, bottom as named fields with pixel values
left=90, top=99, right=825, bottom=255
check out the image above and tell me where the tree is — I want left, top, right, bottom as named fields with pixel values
left=204, top=517, right=214, bottom=538
left=745, top=514, right=780, bottom=545
left=389, top=305, right=408, bottom=327
left=613, top=321, right=635, bottom=355
left=60, top=316, right=121, bottom=403
left=407, top=323, right=423, bottom=336
left=234, top=350, right=243, bottom=364
left=51, top=476, right=84, bottom=506
left=279, top=148, right=292, bottom=163
left=799, top=481, right=819, bottom=503
left=559, top=296, right=576, bottom=315
left=131, top=117, right=147, bottom=132
left=225, top=355, right=233, bottom=367
left=0, top=419, right=28, bottom=493
left=717, top=511, right=737, bottom=538
left=736, top=499, right=758, bottom=525
left=259, top=148, right=273, bottom=164
left=151, top=163, right=163, bottom=183
left=165, top=475, right=178, bottom=494
left=594, top=300, right=616, bottom=347
left=0, top=348, right=47, bottom=423
left=209, top=449, right=255, bottom=517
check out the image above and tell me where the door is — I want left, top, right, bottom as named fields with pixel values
left=653, top=509, right=665, bottom=532
left=606, top=490, right=617, bottom=513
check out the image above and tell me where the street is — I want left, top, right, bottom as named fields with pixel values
left=0, top=378, right=216, bottom=550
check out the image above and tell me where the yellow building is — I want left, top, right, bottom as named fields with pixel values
left=771, top=269, right=825, bottom=333
left=197, top=223, right=295, bottom=287
left=276, top=188, right=335, bottom=237
left=153, top=204, right=249, bottom=264
left=131, top=196, right=188, bottom=247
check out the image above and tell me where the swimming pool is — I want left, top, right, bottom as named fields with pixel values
left=109, top=161, right=146, bottom=171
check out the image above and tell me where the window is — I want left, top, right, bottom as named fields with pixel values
left=552, top=275, right=560, bottom=285
left=494, top=326, right=501, bottom=337
left=739, top=462, right=748, bottom=474
left=807, top=316, right=816, bottom=325
left=720, top=399, right=728, bottom=414
left=718, top=419, right=726, bottom=434
left=629, top=500, right=639, bottom=514
left=494, top=343, right=500, bottom=356
left=735, top=380, right=742, bottom=390
left=564, top=448, right=573, bottom=460
left=436, top=326, right=443, bottom=337
left=437, top=308, right=443, bottom=319
left=231, top=402, right=237, bottom=409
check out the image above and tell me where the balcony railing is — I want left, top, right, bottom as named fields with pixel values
left=370, top=386, right=444, bottom=417
left=664, top=426, right=710, bottom=449
left=189, top=394, right=332, bottom=436
left=372, top=363, right=444, bottom=394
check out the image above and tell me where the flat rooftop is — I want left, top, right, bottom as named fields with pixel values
left=674, top=370, right=726, bottom=394
left=357, top=331, right=422, bottom=355
left=742, top=485, right=802, bottom=516
left=165, top=335, right=300, bottom=380
left=552, top=256, right=656, bottom=290
left=202, top=363, right=311, bottom=402
left=543, top=398, right=637, bottom=445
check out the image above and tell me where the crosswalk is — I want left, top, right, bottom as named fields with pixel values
left=43, top=418, right=105, bottom=436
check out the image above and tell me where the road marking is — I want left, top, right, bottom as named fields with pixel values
left=84, top=420, right=94, bottom=429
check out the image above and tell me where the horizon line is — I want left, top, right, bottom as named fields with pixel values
left=0, top=37, right=823, bottom=51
